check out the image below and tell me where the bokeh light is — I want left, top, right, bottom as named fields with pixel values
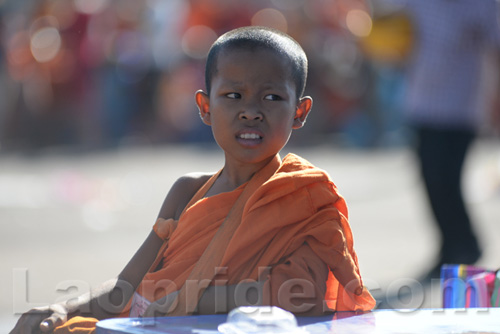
left=74, top=0, right=110, bottom=15
left=251, top=8, right=287, bottom=32
left=181, top=25, right=217, bottom=59
left=345, top=9, right=372, bottom=38
left=30, top=26, right=62, bottom=63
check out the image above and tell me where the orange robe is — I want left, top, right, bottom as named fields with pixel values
left=54, top=153, right=375, bottom=333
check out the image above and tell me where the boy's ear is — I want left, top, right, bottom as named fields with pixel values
left=292, top=96, right=313, bottom=129
left=195, top=90, right=211, bottom=125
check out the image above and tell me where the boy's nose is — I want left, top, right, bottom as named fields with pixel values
left=238, top=108, right=263, bottom=121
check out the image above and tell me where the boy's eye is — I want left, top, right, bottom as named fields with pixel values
left=264, top=94, right=282, bottom=101
left=226, top=93, right=241, bottom=99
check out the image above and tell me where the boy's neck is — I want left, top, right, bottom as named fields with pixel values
left=208, top=155, right=280, bottom=196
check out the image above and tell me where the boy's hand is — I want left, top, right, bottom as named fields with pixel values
left=9, top=304, right=68, bottom=334
left=143, top=291, right=179, bottom=318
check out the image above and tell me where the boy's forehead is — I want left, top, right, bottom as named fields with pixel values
left=214, top=50, right=295, bottom=89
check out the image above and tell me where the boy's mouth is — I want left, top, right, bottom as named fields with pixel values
left=239, top=133, right=262, bottom=140
left=236, top=130, right=263, bottom=147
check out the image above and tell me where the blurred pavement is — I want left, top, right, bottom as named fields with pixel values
left=1, top=140, right=499, bottom=331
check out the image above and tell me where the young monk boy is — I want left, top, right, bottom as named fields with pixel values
left=11, top=26, right=375, bottom=334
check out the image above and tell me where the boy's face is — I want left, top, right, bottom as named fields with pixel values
left=196, top=48, right=312, bottom=165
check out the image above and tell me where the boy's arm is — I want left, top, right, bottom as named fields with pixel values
left=9, top=231, right=165, bottom=334
left=10, top=174, right=209, bottom=334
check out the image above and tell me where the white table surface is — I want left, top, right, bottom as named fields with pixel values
left=96, top=308, right=500, bottom=334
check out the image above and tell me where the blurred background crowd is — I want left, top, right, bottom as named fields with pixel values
left=0, top=0, right=441, bottom=153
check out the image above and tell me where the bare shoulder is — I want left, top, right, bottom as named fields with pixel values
left=158, top=172, right=214, bottom=220
left=172, top=173, right=214, bottom=193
